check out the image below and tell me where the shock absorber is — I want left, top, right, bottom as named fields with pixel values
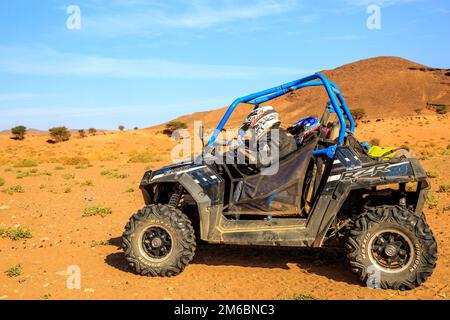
left=168, top=184, right=184, bottom=207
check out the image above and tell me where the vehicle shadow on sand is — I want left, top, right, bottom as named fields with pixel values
left=104, top=237, right=360, bottom=286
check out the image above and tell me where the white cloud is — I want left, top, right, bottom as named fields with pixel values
left=0, top=46, right=312, bottom=80
left=79, top=0, right=299, bottom=36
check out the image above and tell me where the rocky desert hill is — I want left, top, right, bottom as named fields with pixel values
left=163, top=56, right=450, bottom=130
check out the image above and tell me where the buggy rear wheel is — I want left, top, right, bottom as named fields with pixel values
left=122, top=204, right=196, bottom=277
left=346, top=205, right=437, bottom=290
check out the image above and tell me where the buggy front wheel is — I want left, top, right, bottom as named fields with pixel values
left=122, top=204, right=196, bottom=277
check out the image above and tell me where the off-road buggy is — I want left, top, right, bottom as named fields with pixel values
left=122, top=74, right=437, bottom=290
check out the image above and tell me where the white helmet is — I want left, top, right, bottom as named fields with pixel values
left=240, top=106, right=281, bottom=140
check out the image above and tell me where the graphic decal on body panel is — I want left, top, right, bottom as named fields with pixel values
left=328, top=162, right=409, bottom=182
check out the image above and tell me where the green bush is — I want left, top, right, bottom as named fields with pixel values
left=2, top=184, right=25, bottom=195
left=284, top=293, right=317, bottom=300
left=88, top=128, right=97, bottom=136
left=49, top=126, right=71, bottom=142
left=426, top=194, right=439, bottom=209
left=14, top=159, right=38, bottom=168
left=118, top=125, right=125, bottom=131
left=78, top=129, right=86, bottom=138
left=0, top=226, right=32, bottom=240
left=4, top=264, right=22, bottom=277
left=0, top=177, right=5, bottom=187
left=163, top=121, right=187, bottom=136
left=82, top=206, right=112, bottom=218
left=11, top=125, right=27, bottom=140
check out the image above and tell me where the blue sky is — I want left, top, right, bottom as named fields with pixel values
left=0, top=0, right=449, bottom=130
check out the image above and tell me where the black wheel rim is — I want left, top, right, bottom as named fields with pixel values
left=141, top=227, right=172, bottom=260
left=370, top=230, right=412, bottom=271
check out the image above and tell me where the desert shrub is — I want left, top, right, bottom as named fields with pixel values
left=63, top=187, right=72, bottom=193
left=0, top=177, right=5, bottom=187
left=435, top=105, right=448, bottom=115
left=100, top=170, right=111, bottom=176
left=11, top=125, right=27, bottom=140
left=438, top=184, right=450, bottom=193
left=284, top=293, right=317, bottom=300
left=426, top=194, right=439, bottom=209
left=82, top=206, right=112, bottom=218
left=90, top=240, right=110, bottom=248
left=414, top=108, right=422, bottom=115
left=0, top=226, right=32, bottom=240
left=2, top=184, right=25, bottom=195
left=118, top=125, right=125, bottom=131
left=134, top=127, right=139, bottom=130
left=49, top=126, right=71, bottom=142
left=4, top=264, right=22, bottom=277
left=16, top=169, right=49, bottom=179
left=99, top=170, right=128, bottom=179
left=351, top=108, right=366, bottom=121
left=78, top=129, right=86, bottom=138
left=128, top=152, right=161, bottom=163
left=426, top=171, right=438, bottom=178
left=125, top=187, right=135, bottom=193
left=54, top=166, right=65, bottom=170
left=62, top=173, right=75, bottom=180
left=163, top=121, right=187, bottom=136
left=14, top=159, right=38, bottom=168
left=80, top=180, right=94, bottom=186
left=369, top=138, right=381, bottom=146
left=88, top=128, right=97, bottom=136
left=62, top=156, right=90, bottom=166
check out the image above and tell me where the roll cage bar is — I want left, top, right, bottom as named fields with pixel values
left=206, top=73, right=355, bottom=152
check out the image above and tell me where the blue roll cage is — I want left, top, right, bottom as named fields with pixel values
left=206, top=73, right=355, bottom=156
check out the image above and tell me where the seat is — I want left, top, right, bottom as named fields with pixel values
left=228, top=137, right=318, bottom=216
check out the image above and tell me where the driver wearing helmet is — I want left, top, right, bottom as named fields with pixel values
left=236, top=106, right=297, bottom=168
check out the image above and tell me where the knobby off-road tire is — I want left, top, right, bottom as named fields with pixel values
left=346, top=205, right=437, bottom=290
left=122, top=204, right=196, bottom=277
